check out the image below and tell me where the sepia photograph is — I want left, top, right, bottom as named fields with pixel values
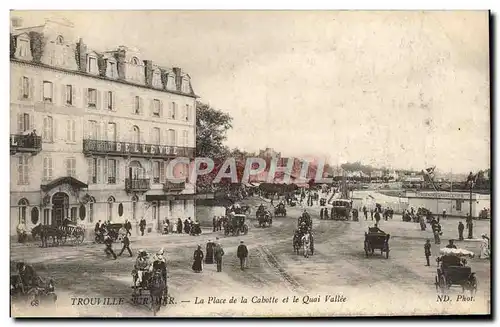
left=8, top=10, right=491, bottom=317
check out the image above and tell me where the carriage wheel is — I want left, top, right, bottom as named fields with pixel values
left=243, top=226, right=248, bottom=235
left=438, top=275, right=447, bottom=294
left=468, top=276, right=478, bottom=296
left=435, top=276, right=439, bottom=292
left=385, top=248, right=389, bottom=259
left=364, top=241, right=370, bottom=256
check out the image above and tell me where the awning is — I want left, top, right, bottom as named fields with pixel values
left=41, top=176, right=88, bottom=192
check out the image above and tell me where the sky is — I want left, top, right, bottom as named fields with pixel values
left=11, top=10, right=490, bottom=173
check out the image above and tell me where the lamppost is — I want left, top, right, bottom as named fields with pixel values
left=466, top=171, right=475, bottom=239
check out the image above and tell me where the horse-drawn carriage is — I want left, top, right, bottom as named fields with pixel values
left=417, top=207, right=435, bottom=223
left=292, top=229, right=314, bottom=257
left=274, top=202, right=287, bottom=217
left=435, top=248, right=477, bottom=295
left=132, top=253, right=168, bottom=316
left=330, top=200, right=351, bottom=221
left=256, top=205, right=273, bottom=227
left=95, top=223, right=125, bottom=243
left=224, top=214, right=249, bottom=236
left=32, top=222, right=85, bottom=247
left=364, top=227, right=390, bottom=258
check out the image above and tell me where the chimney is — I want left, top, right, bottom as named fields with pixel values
left=114, top=47, right=127, bottom=80
left=11, top=17, right=23, bottom=29
left=173, top=67, right=182, bottom=91
left=76, top=38, right=87, bottom=72
left=144, top=60, right=153, bottom=86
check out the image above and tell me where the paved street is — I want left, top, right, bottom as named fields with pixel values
left=11, top=196, right=490, bottom=317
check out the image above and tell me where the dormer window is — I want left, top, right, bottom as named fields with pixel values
left=166, top=74, right=176, bottom=90
left=181, top=79, right=190, bottom=93
left=129, top=56, right=144, bottom=83
left=56, top=35, right=64, bottom=45
left=152, top=69, right=162, bottom=88
left=107, top=60, right=117, bottom=78
left=16, top=36, right=31, bottom=59
left=132, top=57, right=139, bottom=65
left=87, top=55, right=98, bottom=74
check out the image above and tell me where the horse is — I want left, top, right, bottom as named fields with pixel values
left=293, top=234, right=302, bottom=255
left=301, top=233, right=311, bottom=258
left=32, top=225, right=63, bottom=247
left=149, top=268, right=167, bottom=316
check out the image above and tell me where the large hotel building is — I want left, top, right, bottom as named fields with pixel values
left=10, top=17, right=197, bottom=236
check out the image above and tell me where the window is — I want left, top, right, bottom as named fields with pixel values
left=456, top=200, right=462, bottom=211
left=108, top=61, right=116, bottom=78
left=43, top=81, right=53, bottom=102
left=152, top=127, right=160, bottom=145
left=152, top=70, right=162, bottom=88
left=89, top=120, right=99, bottom=139
left=43, top=208, right=50, bottom=225
left=182, top=79, right=190, bottom=93
left=167, top=74, right=176, bottom=90
left=152, top=203, right=157, bottom=221
left=56, top=35, right=64, bottom=45
left=66, top=119, right=76, bottom=142
left=18, top=199, right=28, bottom=224
left=89, top=158, right=97, bottom=184
left=87, top=88, right=97, bottom=108
left=88, top=56, right=97, bottom=74
left=132, top=57, right=139, bottom=65
left=107, top=91, right=113, bottom=110
left=66, top=157, right=76, bottom=177
left=168, top=129, right=176, bottom=146
left=153, top=99, right=161, bottom=117
left=18, top=39, right=29, bottom=58
left=18, top=113, right=30, bottom=132
left=169, top=102, right=176, bottom=119
left=134, top=96, right=141, bottom=114
left=65, top=85, right=72, bottom=105
left=182, top=130, right=189, bottom=147
left=132, top=126, right=140, bottom=144
left=107, top=196, right=115, bottom=222
left=108, top=159, right=117, bottom=184
left=70, top=207, right=77, bottom=223
left=43, top=157, right=53, bottom=181
left=107, top=123, right=116, bottom=142
left=22, top=77, right=29, bottom=98
left=183, top=105, right=190, bottom=121
left=153, top=161, right=161, bottom=184
left=42, top=116, right=53, bottom=142
left=18, top=156, right=29, bottom=185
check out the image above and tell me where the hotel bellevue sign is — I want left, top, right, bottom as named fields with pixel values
left=83, top=139, right=195, bottom=158
left=413, top=192, right=474, bottom=200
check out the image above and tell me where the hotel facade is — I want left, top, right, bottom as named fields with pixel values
left=10, top=17, right=197, bottom=236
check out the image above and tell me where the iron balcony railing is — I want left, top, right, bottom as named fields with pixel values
left=163, top=180, right=186, bottom=192
left=83, top=139, right=195, bottom=159
left=10, top=134, right=42, bottom=154
left=125, top=178, right=151, bottom=192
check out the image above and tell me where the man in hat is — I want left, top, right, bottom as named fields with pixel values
left=214, top=237, right=225, bottom=272
left=139, top=217, right=146, bottom=236
left=205, top=240, right=215, bottom=264
left=103, top=232, right=117, bottom=259
left=134, top=250, right=150, bottom=286
left=151, top=248, right=167, bottom=282
left=124, top=219, right=132, bottom=236
left=424, top=239, right=431, bottom=266
left=458, top=221, right=465, bottom=241
left=445, top=240, right=457, bottom=249
left=118, top=233, right=133, bottom=257
left=237, top=241, right=249, bottom=270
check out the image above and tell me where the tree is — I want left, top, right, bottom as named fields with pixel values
left=196, top=101, right=233, bottom=158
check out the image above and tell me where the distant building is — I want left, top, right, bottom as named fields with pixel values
left=406, top=191, right=490, bottom=218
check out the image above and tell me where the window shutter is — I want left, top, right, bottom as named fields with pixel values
left=29, top=114, right=35, bottom=131
left=61, top=84, right=66, bottom=105
left=84, top=88, right=88, bottom=107
left=103, top=91, right=109, bottom=110
left=48, top=157, right=53, bottom=179
left=72, top=85, right=77, bottom=106
left=116, top=160, right=121, bottom=184
left=103, top=159, right=108, bottom=183
left=87, top=158, right=93, bottom=184
left=43, top=157, right=47, bottom=181
left=139, top=97, right=143, bottom=114
left=66, top=119, right=70, bottom=141
left=52, top=84, right=57, bottom=104
left=115, top=122, right=120, bottom=142
left=149, top=99, right=153, bottom=117
left=53, top=117, right=58, bottom=142
left=100, top=121, right=106, bottom=141
left=147, top=160, right=152, bottom=180
left=160, top=161, right=165, bottom=183
left=17, top=113, right=23, bottom=133
left=39, top=81, right=44, bottom=102
left=27, top=156, right=34, bottom=185
left=65, top=158, right=69, bottom=176
left=96, top=90, right=101, bottom=110
left=72, top=120, right=76, bottom=142
left=18, top=77, right=24, bottom=100
left=112, top=92, right=117, bottom=112
left=29, top=78, right=35, bottom=100
left=160, top=100, right=164, bottom=117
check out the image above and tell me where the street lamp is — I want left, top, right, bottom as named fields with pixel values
left=466, top=171, right=476, bottom=239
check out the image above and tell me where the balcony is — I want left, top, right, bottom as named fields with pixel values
left=83, top=139, right=195, bottom=159
left=163, top=180, right=186, bottom=192
left=10, top=134, right=42, bottom=155
left=125, top=178, right=150, bottom=193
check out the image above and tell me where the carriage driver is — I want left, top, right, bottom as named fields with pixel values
left=134, top=250, right=151, bottom=285
left=150, top=248, right=167, bottom=282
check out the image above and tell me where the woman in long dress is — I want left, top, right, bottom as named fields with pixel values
left=479, top=234, right=490, bottom=259
left=192, top=245, right=204, bottom=272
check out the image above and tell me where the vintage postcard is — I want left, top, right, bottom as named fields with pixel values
left=9, top=10, right=491, bottom=317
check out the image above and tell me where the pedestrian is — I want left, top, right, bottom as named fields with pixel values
left=442, top=209, right=447, bottom=221
left=205, top=240, right=215, bottom=264
left=324, top=208, right=329, bottom=219
left=183, top=218, right=190, bottom=234
left=124, top=219, right=132, bottom=236
left=237, top=241, right=249, bottom=270
left=95, top=220, right=101, bottom=234
left=458, top=221, right=464, bottom=241
left=192, top=245, right=204, bottom=273
left=118, top=234, right=133, bottom=257
left=424, top=239, right=431, bottom=266
left=177, top=218, right=183, bottom=234
left=445, top=239, right=457, bottom=249
left=104, top=233, right=117, bottom=260
left=466, top=214, right=473, bottom=239
left=375, top=211, right=381, bottom=225
left=363, top=206, right=367, bottom=220
left=214, top=238, right=225, bottom=272
left=320, top=208, right=324, bottom=220
left=370, top=209, right=374, bottom=220
left=139, top=218, right=146, bottom=236
left=433, top=228, right=441, bottom=245
left=213, top=216, right=217, bottom=232
left=479, top=234, right=490, bottom=259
